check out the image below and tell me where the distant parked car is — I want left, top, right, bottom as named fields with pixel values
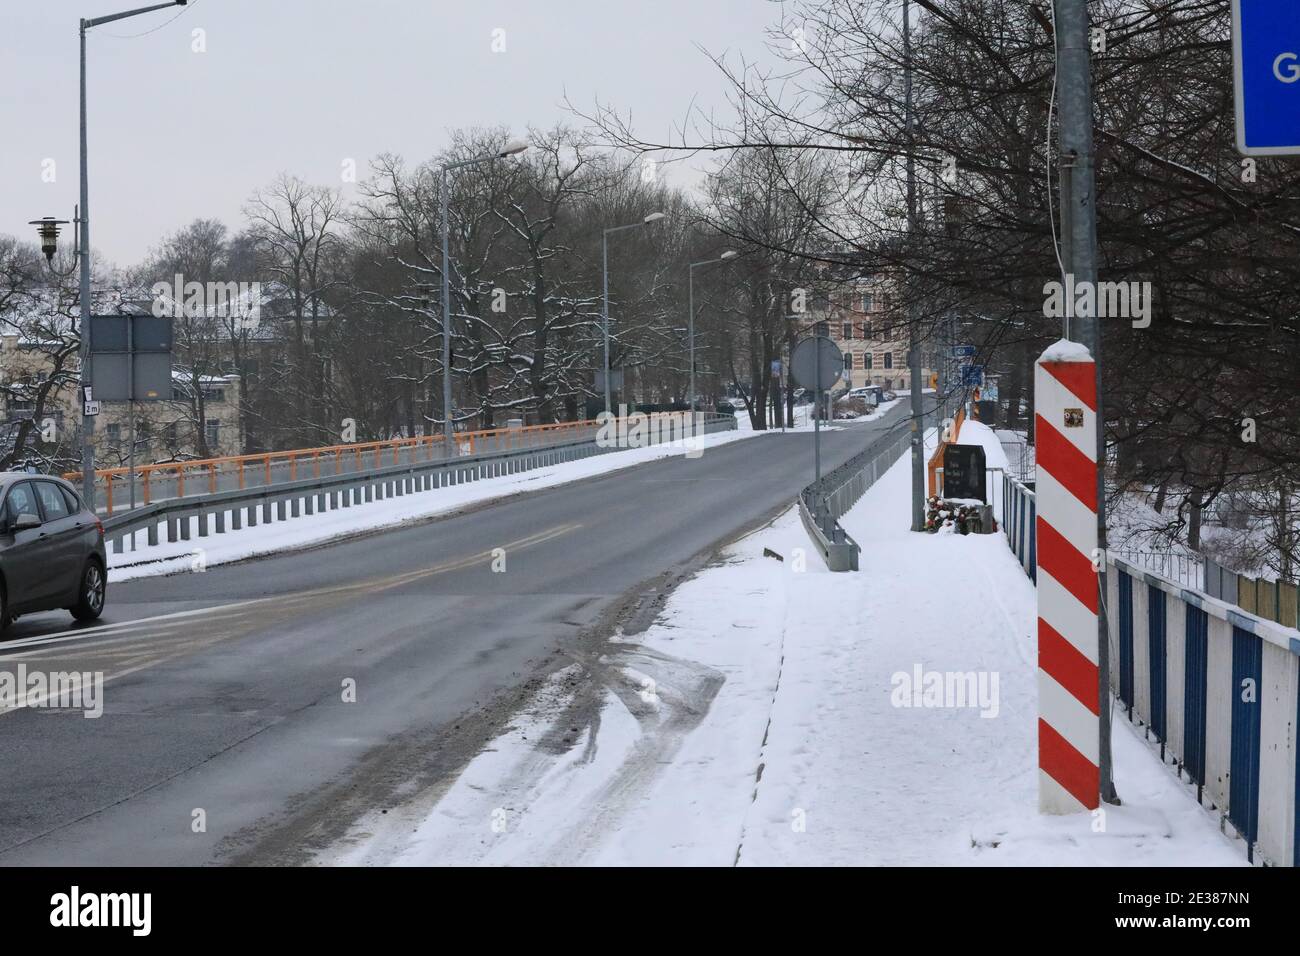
left=0, top=474, right=106, bottom=632
left=883, top=390, right=898, bottom=401
left=716, top=400, right=743, bottom=415
left=844, top=385, right=882, bottom=406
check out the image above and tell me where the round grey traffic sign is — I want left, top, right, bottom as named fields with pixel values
left=790, top=336, right=844, bottom=391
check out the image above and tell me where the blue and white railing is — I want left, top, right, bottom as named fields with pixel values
left=1002, top=473, right=1036, bottom=583
left=999, top=475, right=1300, bottom=866
left=1109, top=557, right=1300, bottom=867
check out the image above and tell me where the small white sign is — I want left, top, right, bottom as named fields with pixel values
left=84, top=401, right=101, bottom=416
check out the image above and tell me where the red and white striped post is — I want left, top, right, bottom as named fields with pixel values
left=1034, top=340, right=1100, bottom=814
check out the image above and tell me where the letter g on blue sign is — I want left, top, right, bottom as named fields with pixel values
left=1234, top=0, right=1300, bottom=154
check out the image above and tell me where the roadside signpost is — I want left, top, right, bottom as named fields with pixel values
left=790, top=335, right=844, bottom=496
left=90, top=314, right=174, bottom=513
left=1232, top=0, right=1300, bottom=155
left=1034, top=344, right=1101, bottom=813
left=959, top=364, right=984, bottom=387
left=951, top=344, right=976, bottom=358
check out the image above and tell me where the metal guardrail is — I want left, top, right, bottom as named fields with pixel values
left=103, top=413, right=736, bottom=558
left=798, top=420, right=917, bottom=572
left=72, top=418, right=610, bottom=516
left=1109, top=548, right=1203, bottom=589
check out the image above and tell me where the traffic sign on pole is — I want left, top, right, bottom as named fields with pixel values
left=951, top=345, right=976, bottom=358
left=1232, top=0, right=1300, bottom=155
left=790, top=336, right=843, bottom=392
left=790, top=335, right=843, bottom=497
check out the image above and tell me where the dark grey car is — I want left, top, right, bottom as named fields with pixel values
left=0, top=473, right=107, bottom=631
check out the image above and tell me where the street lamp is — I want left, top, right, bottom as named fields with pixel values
left=27, top=217, right=74, bottom=268
left=601, top=211, right=665, bottom=417
left=29, top=1, right=187, bottom=511
left=687, top=250, right=737, bottom=414
left=439, top=139, right=529, bottom=454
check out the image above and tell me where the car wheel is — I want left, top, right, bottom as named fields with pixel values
left=70, top=559, right=106, bottom=622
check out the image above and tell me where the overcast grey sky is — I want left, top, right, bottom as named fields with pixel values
left=2, top=0, right=784, bottom=267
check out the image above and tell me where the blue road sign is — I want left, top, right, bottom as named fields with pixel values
left=951, top=345, right=976, bottom=358
left=1233, top=0, right=1300, bottom=155
left=960, top=364, right=984, bottom=387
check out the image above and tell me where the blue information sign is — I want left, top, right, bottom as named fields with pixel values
left=960, top=364, right=984, bottom=387
left=1233, top=0, right=1300, bottom=155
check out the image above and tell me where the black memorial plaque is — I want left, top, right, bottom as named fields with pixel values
left=942, top=443, right=987, bottom=502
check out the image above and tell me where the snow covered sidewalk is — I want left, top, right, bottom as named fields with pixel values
left=324, top=427, right=1245, bottom=866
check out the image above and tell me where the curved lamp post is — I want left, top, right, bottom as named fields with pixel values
left=601, top=211, right=664, bottom=416
left=687, top=250, right=737, bottom=413
left=27, top=1, right=188, bottom=510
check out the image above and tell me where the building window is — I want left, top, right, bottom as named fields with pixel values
left=841, top=322, right=853, bottom=340
left=861, top=293, right=874, bottom=313
left=164, top=422, right=179, bottom=445
left=859, top=321, right=870, bottom=339
left=843, top=353, right=853, bottom=371
left=884, top=353, right=894, bottom=369
left=206, top=419, right=220, bottom=448
left=106, top=423, right=121, bottom=443
left=864, top=353, right=873, bottom=370
left=814, top=321, right=828, bottom=337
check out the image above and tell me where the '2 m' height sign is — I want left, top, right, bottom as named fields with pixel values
left=1233, top=0, right=1300, bottom=155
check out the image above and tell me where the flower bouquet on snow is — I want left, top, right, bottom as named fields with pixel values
left=924, top=495, right=984, bottom=535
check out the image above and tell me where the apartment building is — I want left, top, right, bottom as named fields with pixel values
left=799, top=276, right=934, bottom=392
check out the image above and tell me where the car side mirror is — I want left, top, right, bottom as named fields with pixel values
left=13, top=514, right=42, bottom=532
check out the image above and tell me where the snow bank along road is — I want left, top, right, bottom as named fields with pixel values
left=0, top=402, right=916, bottom=865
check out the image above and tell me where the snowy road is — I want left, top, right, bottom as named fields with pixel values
left=0, top=406, right=911, bottom=865
left=329, top=423, right=1245, bottom=866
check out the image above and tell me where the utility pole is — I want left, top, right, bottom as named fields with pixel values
left=440, top=168, right=454, bottom=455
left=904, top=0, right=925, bottom=532
left=78, top=17, right=94, bottom=508
left=1054, top=0, right=1118, bottom=805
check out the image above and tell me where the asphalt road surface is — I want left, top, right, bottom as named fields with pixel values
left=0, top=405, right=917, bottom=865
